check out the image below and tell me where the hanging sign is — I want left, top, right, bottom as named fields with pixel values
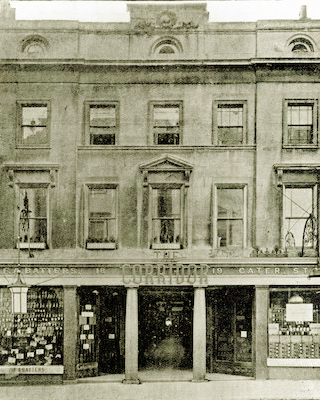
left=286, top=304, right=313, bottom=322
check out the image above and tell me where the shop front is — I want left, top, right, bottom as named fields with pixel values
left=0, top=261, right=319, bottom=383
left=0, top=286, right=64, bottom=384
left=268, top=286, right=320, bottom=380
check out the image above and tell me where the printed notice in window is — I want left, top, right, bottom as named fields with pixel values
left=286, top=303, right=313, bottom=322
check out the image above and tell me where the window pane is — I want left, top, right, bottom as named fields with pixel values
left=152, top=188, right=181, bottom=245
left=19, top=189, right=47, bottom=243
left=29, top=218, right=47, bottom=243
left=288, top=105, right=313, bottom=125
left=22, top=106, right=47, bottom=126
left=218, top=106, right=243, bottom=127
left=218, top=127, right=243, bottom=145
left=21, top=106, right=48, bottom=145
left=152, top=219, right=181, bottom=244
left=218, top=220, right=243, bottom=247
left=285, top=188, right=312, bottom=218
left=89, top=221, right=104, bottom=240
left=21, top=126, right=48, bottom=145
left=218, top=188, right=243, bottom=218
left=89, top=189, right=116, bottom=218
left=154, top=106, right=179, bottom=127
left=90, top=106, right=116, bottom=127
left=288, top=127, right=313, bottom=145
left=153, top=188, right=180, bottom=218
left=90, top=130, right=115, bottom=145
left=89, top=220, right=116, bottom=241
left=157, top=132, right=179, bottom=145
left=285, top=218, right=306, bottom=248
left=20, top=189, right=47, bottom=218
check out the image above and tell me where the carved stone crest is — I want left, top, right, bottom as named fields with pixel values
left=157, top=11, right=177, bottom=29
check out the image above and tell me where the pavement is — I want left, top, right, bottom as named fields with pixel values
left=2, top=372, right=320, bottom=400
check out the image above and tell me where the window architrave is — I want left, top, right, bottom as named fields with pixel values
left=139, top=155, right=193, bottom=249
left=84, top=101, right=119, bottom=146
left=283, top=99, right=318, bottom=148
left=213, top=100, right=247, bottom=146
left=281, top=183, right=317, bottom=254
left=150, top=37, right=183, bottom=56
left=83, top=183, right=119, bottom=249
left=16, top=100, right=51, bottom=148
left=149, top=101, right=183, bottom=146
left=274, top=164, right=319, bottom=255
left=15, top=182, right=51, bottom=250
left=213, top=183, right=247, bottom=250
left=287, top=36, right=315, bottom=53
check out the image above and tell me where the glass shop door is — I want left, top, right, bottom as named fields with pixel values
left=139, top=287, right=193, bottom=371
left=76, top=287, right=125, bottom=378
left=207, top=287, right=254, bottom=377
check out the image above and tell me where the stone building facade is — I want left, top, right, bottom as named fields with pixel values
left=0, top=0, right=319, bottom=383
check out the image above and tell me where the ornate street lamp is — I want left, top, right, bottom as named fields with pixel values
left=8, top=271, right=28, bottom=314
left=8, top=192, right=31, bottom=314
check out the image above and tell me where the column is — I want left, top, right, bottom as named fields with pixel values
left=193, top=284, right=207, bottom=382
left=255, top=286, right=269, bottom=380
left=123, top=284, right=140, bottom=384
left=63, top=286, right=77, bottom=381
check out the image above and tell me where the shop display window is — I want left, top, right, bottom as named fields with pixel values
left=269, top=288, right=320, bottom=360
left=0, top=287, right=63, bottom=366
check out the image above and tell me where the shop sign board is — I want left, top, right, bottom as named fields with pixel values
left=0, top=365, right=63, bottom=374
left=1, top=264, right=319, bottom=284
left=286, top=304, right=313, bottom=322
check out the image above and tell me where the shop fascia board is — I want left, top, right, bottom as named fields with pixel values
left=0, top=257, right=317, bottom=267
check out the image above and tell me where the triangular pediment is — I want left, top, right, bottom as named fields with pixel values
left=140, top=154, right=193, bottom=172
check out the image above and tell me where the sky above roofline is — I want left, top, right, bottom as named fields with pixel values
left=9, top=1, right=320, bottom=22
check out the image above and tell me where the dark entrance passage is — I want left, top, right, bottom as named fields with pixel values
left=77, top=287, right=125, bottom=378
left=207, top=287, right=254, bottom=377
left=139, top=288, right=193, bottom=370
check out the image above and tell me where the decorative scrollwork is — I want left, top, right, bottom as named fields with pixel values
left=19, top=192, right=31, bottom=238
left=302, top=214, right=318, bottom=256
left=285, top=231, right=295, bottom=249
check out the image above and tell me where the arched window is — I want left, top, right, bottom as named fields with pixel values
left=21, top=35, right=49, bottom=57
left=159, top=45, right=175, bottom=54
left=152, top=38, right=182, bottom=56
left=289, top=37, right=314, bottom=53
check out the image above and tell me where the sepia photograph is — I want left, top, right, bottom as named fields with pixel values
left=1, top=0, right=320, bottom=398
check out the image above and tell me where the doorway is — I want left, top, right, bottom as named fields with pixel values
left=139, top=287, right=193, bottom=371
left=207, top=287, right=254, bottom=377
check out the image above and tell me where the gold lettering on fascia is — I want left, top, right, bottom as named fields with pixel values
left=120, top=264, right=208, bottom=285
left=238, top=267, right=316, bottom=275
left=2, top=267, right=80, bottom=276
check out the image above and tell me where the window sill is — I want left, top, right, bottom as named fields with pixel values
left=282, top=145, right=318, bottom=150
left=16, top=145, right=51, bottom=150
left=17, top=242, right=46, bottom=250
left=86, top=242, right=116, bottom=250
left=152, top=243, right=181, bottom=250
